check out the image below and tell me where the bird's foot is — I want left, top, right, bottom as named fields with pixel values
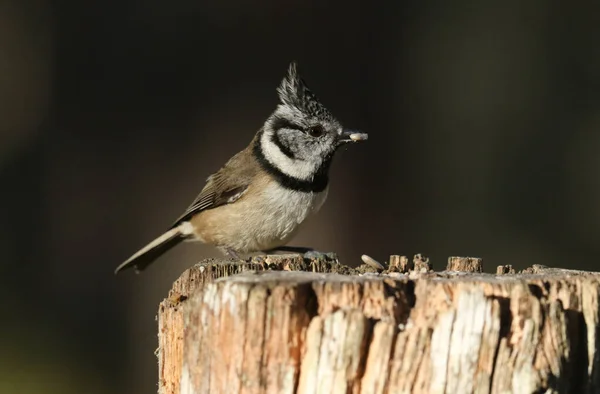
left=219, top=246, right=246, bottom=262
left=266, top=246, right=312, bottom=254
left=264, top=246, right=337, bottom=262
left=303, top=250, right=338, bottom=262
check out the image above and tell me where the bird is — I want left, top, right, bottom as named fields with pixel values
left=114, top=62, right=368, bottom=274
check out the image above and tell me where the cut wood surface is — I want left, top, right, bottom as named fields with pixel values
left=157, top=254, right=600, bottom=394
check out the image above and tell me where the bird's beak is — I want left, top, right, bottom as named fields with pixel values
left=337, top=129, right=368, bottom=146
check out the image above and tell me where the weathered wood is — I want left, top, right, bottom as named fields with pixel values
left=388, top=255, right=412, bottom=273
left=496, top=264, right=516, bottom=274
left=158, top=255, right=600, bottom=394
left=158, top=253, right=348, bottom=394
left=447, top=256, right=483, bottom=272
left=413, top=253, right=432, bottom=273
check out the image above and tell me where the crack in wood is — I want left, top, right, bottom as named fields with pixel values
left=157, top=255, right=600, bottom=394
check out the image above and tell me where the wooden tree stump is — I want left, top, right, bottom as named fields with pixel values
left=157, top=254, right=600, bottom=394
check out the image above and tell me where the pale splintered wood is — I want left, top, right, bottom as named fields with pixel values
left=159, top=257, right=600, bottom=394
left=446, top=256, right=483, bottom=272
left=413, top=253, right=432, bottom=272
left=496, top=264, right=515, bottom=274
left=157, top=254, right=347, bottom=394
left=389, top=255, right=411, bottom=273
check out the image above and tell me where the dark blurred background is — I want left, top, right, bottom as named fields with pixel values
left=1, top=1, right=599, bottom=393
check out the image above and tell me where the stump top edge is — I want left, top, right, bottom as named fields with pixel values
left=212, top=269, right=600, bottom=285
left=215, top=271, right=365, bottom=284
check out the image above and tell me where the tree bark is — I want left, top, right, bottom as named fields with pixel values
left=157, top=255, right=600, bottom=394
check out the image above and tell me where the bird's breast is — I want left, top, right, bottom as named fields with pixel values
left=192, top=179, right=328, bottom=252
left=259, top=181, right=329, bottom=241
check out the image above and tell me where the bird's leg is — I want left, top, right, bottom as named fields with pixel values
left=219, top=246, right=245, bottom=261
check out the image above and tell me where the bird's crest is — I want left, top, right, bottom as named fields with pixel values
left=277, top=62, right=334, bottom=121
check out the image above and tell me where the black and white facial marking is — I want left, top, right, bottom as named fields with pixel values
left=260, top=107, right=341, bottom=178
left=253, top=62, right=348, bottom=193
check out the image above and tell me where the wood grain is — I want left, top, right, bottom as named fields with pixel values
left=157, top=254, right=600, bottom=394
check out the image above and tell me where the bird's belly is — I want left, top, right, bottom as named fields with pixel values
left=194, top=183, right=328, bottom=253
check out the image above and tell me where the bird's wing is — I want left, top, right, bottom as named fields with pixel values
left=170, top=148, right=257, bottom=227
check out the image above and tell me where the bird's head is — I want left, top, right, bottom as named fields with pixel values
left=259, top=62, right=367, bottom=182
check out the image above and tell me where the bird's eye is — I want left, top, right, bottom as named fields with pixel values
left=308, top=125, right=325, bottom=138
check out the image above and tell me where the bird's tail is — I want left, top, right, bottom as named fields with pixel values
left=114, top=225, right=188, bottom=274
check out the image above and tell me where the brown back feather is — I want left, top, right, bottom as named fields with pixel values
left=170, top=142, right=260, bottom=227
